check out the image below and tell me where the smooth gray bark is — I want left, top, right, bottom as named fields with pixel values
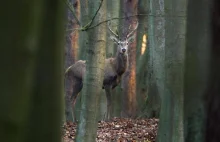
left=144, top=0, right=164, bottom=118
left=184, top=0, right=212, bottom=141
left=78, top=0, right=89, bottom=60
left=107, top=0, right=122, bottom=118
left=136, top=0, right=148, bottom=117
left=75, top=0, right=107, bottom=141
left=156, top=0, right=186, bottom=141
left=74, top=0, right=89, bottom=122
left=97, top=0, right=121, bottom=120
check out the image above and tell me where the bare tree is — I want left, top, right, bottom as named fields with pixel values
left=156, top=0, right=186, bottom=141
left=120, top=0, right=138, bottom=118
left=75, top=0, right=107, bottom=141
left=65, top=0, right=80, bottom=122
left=136, top=0, right=148, bottom=116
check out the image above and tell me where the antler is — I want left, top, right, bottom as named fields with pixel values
left=108, top=21, right=119, bottom=38
left=126, top=21, right=139, bottom=38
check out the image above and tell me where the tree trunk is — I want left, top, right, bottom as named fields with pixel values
left=141, top=0, right=164, bottom=118
left=184, top=0, right=212, bottom=141
left=106, top=0, right=119, bottom=58
left=97, top=0, right=121, bottom=120
left=70, top=0, right=80, bottom=61
left=65, top=0, right=80, bottom=122
left=205, top=0, right=220, bottom=141
left=75, top=0, right=107, bottom=141
left=74, top=0, right=89, bottom=122
left=108, top=0, right=122, bottom=118
left=136, top=0, right=149, bottom=117
left=78, top=0, right=89, bottom=60
left=121, top=0, right=138, bottom=118
left=0, top=1, right=64, bottom=142
left=156, top=0, right=186, bottom=141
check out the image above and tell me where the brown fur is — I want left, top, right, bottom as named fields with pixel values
left=66, top=51, right=128, bottom=121
left=66, top=22, right=138, bottom=121
left=68, top=52, right=128, bottom=89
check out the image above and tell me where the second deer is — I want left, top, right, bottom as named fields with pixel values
left=65, top=21, right=138, bottom=121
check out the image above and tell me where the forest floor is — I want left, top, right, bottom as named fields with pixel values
left=62, top=117, right=158, bottom=142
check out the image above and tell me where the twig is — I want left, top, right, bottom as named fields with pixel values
left=82, top=0, right=104, bottom=30
left=64, top=0, right=81, bottom=26
left=86, top=13, right=186, bottom=30
left=66, top=14, right=148, bottom=31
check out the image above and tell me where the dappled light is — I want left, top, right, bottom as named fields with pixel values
left=141, top=34, right=147, bottom=55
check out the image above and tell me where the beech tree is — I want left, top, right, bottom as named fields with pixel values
left=120, top=0, right=138, bottom=118
left=143, top=0, right=164, bottom=118
left=156, top=0, right=186, bottom=141
left=75, top=0, right=107, bottom=141
left=65, top=0, right=80, bottom=122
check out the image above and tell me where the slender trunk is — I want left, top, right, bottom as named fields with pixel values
left=148, top=0, right=164, bottom=118
left=74, top=0, right=89, bottom=122
left=141, top=0, right=163, bottom=118
left=136, top=0, right=148, bottom=59
left=136, top=0, right=149, bottom=117
left=111, top=0, right=123, bottom=118
left=98, top=0, right=121, bottom=120
left=65, top=0, right=80, bottom=122
left=106, top=0, right=119, bottom=58
left=109, top=0, right=121, bottom=118
left=184, top=0, right=212, bottom=141
left=78, top=0, right=89, bottom=60
left=75, top=0, right=107, bottom=141
left=0, top=1, right=64, bottom=142
left=70, top=0, right=80, bottom=61
left=121, top=0, right=138, bottom=118
left=156, top=0, right=186, bottom=141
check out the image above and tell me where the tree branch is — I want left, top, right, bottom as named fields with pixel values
left=64, top=0, right=81, bottom=26
left=86, top=13, right=186, bottom=30
left=81, top=0, right=104, bottom=30
left=66, top=14, right=148, bottom=32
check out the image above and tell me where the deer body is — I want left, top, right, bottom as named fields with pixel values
left=69, top=52, right=127, bottom=87
left=66, top=22, right=138, bottom=121
left=103, top=52, right=128, bottom=88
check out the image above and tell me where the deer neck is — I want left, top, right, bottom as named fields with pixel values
left=115, top=52, right=128, bottom=76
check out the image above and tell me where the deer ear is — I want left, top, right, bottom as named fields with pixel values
left=110, top=36, right=119, bottom=44
left=128, top=34, right=136, bottom=43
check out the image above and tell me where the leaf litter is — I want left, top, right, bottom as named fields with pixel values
left=62, top=117, right=158, bottom=142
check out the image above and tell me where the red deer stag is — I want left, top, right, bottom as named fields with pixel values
left=66, top=21, right=138, bottom=121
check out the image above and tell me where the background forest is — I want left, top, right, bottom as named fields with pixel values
left=1, top=0, right=220, bottom=142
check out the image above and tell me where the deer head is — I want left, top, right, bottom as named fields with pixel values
left=108, top=21, right=139, bottom=55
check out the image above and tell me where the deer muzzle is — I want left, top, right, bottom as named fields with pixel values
left=122, top=48, right=126, bottom=53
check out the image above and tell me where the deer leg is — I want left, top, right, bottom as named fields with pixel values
left=105, top=85, right=112, bottom=120
left=65, top=94, right=74, bottom=122
left=71, top=95, right=78, bottom=122
left=71, top=78, right=83, bottom=122
left=65, top=72, right=74, bottom=122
